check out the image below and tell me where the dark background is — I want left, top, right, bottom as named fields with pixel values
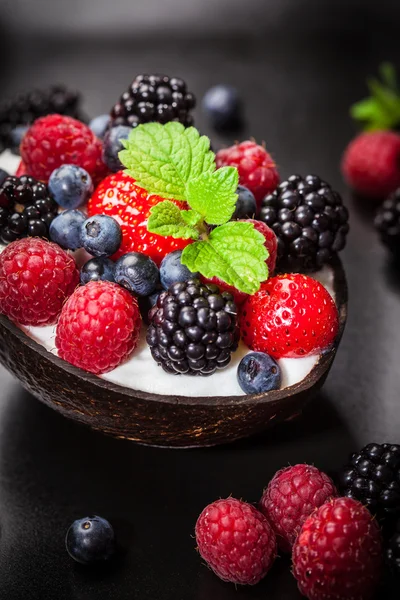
left=0, top=0, right=399, bottom=598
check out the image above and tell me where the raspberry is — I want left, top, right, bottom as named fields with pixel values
left=216, top=141, right=279, bottom=206
left=195, top=498, right=276, bottom=585
left=259, top=464, right=337, bottom=552
left=55, top=281, right=141, bottom=374
left=341, top=131, right=400, bottom=199
left=20, top=114, right=109, bottom=185
left=292, top=497, right=383, bottom=600
left=0, top=238, right=79, bottom=326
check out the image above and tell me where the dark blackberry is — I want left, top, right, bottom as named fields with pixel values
left=387, top=519, right=400, bottom=576
left=0, top=175, right=58, bottom=245
left=374, top=189, right=400, bottom=253
left=110, top=74, right=196, bottom=129
left=146, top=279, right=238, bottom=376
left=339, top=443, right=400, bottom=518
left=259, top=174, right=349, bottom=271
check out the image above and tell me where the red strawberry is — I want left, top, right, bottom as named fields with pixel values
left=240, top=273, right=339, bottom=358
left=87, top=171, right=191, bottom=265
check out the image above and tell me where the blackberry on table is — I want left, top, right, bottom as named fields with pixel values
left=259, top=174, right=349, bottom=271
left=374, top=189, right=400, bottom=253
left=110, top=74, right=196, bottom=129
left=0, top=176, right=58, bottom=245
left=339, top=443, right=400, bottom=518
left=147, top=279, right=238, bottom=376
left=387, top=519, right=400, bottom=576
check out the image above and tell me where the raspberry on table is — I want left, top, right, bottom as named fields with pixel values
left=292, top=497, right=383, bottom=600
left=216, top=140, right=279, bottom=205
left=259, top=464, right=337, bottom=552
left=55, top=281, right=141, bottom=374
left=195, top=497, right=277, bottom=585
left=0, top=238, right=79, bottom=326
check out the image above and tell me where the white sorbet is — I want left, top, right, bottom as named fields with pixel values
left=0, top=151, right=336, bottom=398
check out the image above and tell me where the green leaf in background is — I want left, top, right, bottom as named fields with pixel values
left=147, top=201, right=200, bottom=240
left=185, top=167, right=239, bottom=225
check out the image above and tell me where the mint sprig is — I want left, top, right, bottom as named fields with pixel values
left=120, top=123, right=269, bottom=294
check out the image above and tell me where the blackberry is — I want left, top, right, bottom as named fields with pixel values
left=110, top=74, right=196, bottom=129
left=339, top=443, right=400, bottom=518
left=146, top=279, right=238, bottom=376
left=0, top=176, right=58, bottom=245
left=374, top=188, right=400, bottom=253
left=259, top=174, right=349, bottom=271
left=387, top=519, right=400, bottom=576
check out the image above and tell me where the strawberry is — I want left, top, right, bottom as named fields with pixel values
left=240, top=273, right=339, bottom=358
left=87, top=171, right=191, bottom=265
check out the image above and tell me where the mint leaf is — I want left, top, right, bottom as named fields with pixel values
left=119, top=122, right=215, bottom=200
left=181, top=209, right=202, bottom=227
left=181, top=221, right=268, bottom=294
left=185, top=167, right=238, bottom=225
left=147, top=201, right=199, bottom=240
left=380, top=62, right=397, bottom=89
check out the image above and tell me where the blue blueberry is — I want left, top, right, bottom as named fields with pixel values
left=89, top=114, right=111, bottom=139
left=115, top=252, right=159, bottom=296
left=65, top=516, right=115, bottom=565
left=237, top=352, right=281, bottom=394
left=48, top=165, right=93, bottom=210
left=81, top=257, right=115, bottom=284
left=159, top=250, right=199, bottom=290
left=49, top=209, right=85, bottom=250
left=0, top=168, right=9, bottom=187
left=202, top=84, right=241, bottom=129
left=9, top=125, right=28, bottom=153
left=232, top=185, right=257, bottom=220
left=102, top=125, right=131, bottom=172
left=80, top=215, right=122, bottom=257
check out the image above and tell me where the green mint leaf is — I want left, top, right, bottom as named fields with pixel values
left=147, top=201, right=199, bottom=240
left=185, top=167, right=238, bottom=225
left=181, top=221, right=268, bottom=294
left=379, top=62, right=397, bottom=90
left=119, top=122, right=215, bottom=201
left=181, top=209, right=202, bottom=227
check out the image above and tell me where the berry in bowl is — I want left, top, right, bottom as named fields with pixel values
left=0, top=74, right=348, bottom=447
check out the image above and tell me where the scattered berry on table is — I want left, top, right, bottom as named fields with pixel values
left=110, top=73, right=196, bottom=129
left=160, top=250, right=199, bottom=290
left=232, top=185, right=257, bottom=220
left=259, top=174, right=349, bottom=271
left=48, top=164, right=93, bottom=210
left=80, top=257, right=115, bottom=285
left=56, top=281, right=141, bottom=374
left=195, top=497, right=277, bottom=585
left=216, top=140, right=279, bottom=206
left=259, top=464, right=337, bottom=552
left=202, top=84, right=241, bottom=130
left=20, top=114, right=109, bottom=185
left=147, top=279, right=238, bottom=376
left=0, top=175, right=58, bottom=245
left=9, top=125, right=28, bottom=153
left=374, top=188, right=400, bottom=253
left=49, top=209, right=85, bottom=250
left=339, top=442, right=400, bottom=518
left=114, top=252, right=159, bottom=296
left=102, top=125, right=131, bottom=172
left=89, top=114, right=111, bottom=139
left=80, top=214, right=122, bottom=258
left=342, top=130, right=400, bottom=199
left=292, top=497, right=383, bottom=600
left=386, top=519, right=400, bottom=576
left=237, top=352, right=281, bottom=394
left=240, top=273, right=339, bottom=359
left=0, top=238, right=79, bottom=326
left=87, top=171, right=191, bottom=264
left=65, top=516, right=115, bottom=565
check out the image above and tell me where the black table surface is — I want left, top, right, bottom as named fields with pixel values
left=1, top=6, right=400, bottom=599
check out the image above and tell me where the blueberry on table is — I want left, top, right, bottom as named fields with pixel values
left=232, top=185, right=257, bottom=220
left=237, top=352, right=281, bottom=394
left=81, top=257, right=115, bottom=284
left=80, top=214, right=122, bottom=257
left=102, top=125, right=131, bottom=172
left=65, top=516, right=115, bottom=565
left=48, top=164, right=93, bottom=210
left=49, top=209, right=85, bottom=250
left=115, top=252, right=159, bottom=296
left=202, top=84, right=242, bottom=130
left=89, top=114, right=111, bottom=139
left=160, top=250, right=199, bottom=290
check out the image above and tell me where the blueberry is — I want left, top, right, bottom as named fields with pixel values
left=81, top=257, right=115, bottom=284
left=102, top=125, right=131, bottom=172
left=232, top=185, right=257, bottom=219
left=0, top=169, right=8, bottom=187
left=89, top=114, right=111, bottom=139
left=49, top=209, right=85, bottom=250
left=65, top=516, right=115, bottom=565
left=160, top=250, right=199, bottom=290
left=80, top=215, right=122, bottom=257
left=48, top=165, right=93, bottom=210
left=237, top=352, right=281, bottom=394
left=115, top=252, right=159, bottom=296
left=9, top=125, right=28, bottom=153
left=202, top=85, right=241, bottom=129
